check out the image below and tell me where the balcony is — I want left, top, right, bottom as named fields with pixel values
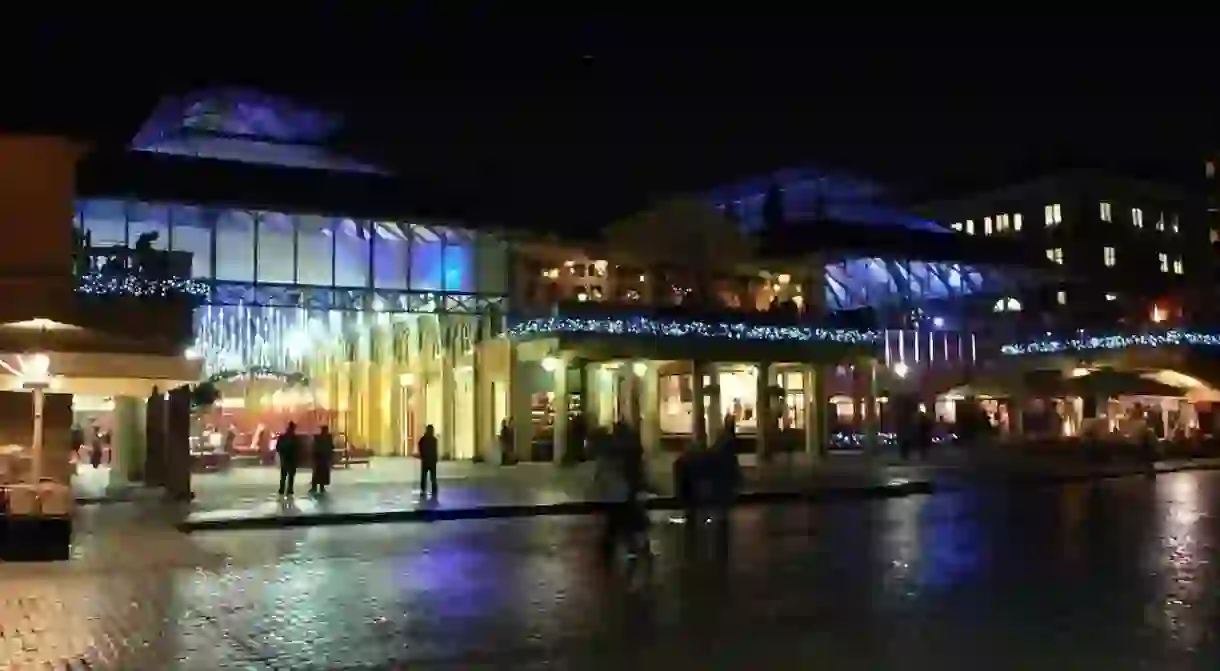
left=60, top=245, right=207, bottom=351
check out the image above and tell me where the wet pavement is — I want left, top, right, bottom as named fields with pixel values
left=179, top=455, right=1220, bottom=531
left=6, top=470, right=1220, bottom=669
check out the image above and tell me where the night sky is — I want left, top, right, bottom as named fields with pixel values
left=7, top=17, right=1217, bottom=232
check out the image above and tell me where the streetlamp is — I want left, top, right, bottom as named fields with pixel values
left=19, top=352, right=52, bottom=484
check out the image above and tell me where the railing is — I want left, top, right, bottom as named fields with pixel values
left=72, top=246, right=208, bottom=301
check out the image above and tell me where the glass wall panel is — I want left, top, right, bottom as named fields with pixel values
left=443, top=228, right=475, bottom=292
left=297, top=215, right=334, bottom=286
left=79, top=198, right=127, bottom=248
left=334, top=218, right=370, bottom=288
left=126, top=202, right=169, bottom=250
left=475, top=233, right=508, bottom=294
left=170, top=205, right=214, bottom=278
left=409, top=226, right=444, bottom=291
left=215, top=210, right=256, bottom=282
left=256, top=211, right=296, bottom=284
left=372, top=222, right=409, bottom=289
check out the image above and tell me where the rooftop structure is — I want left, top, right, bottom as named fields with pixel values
left=129, top=89, right=387, bottom=175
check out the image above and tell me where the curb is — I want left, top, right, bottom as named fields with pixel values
left=175, top=461, right=1220, bottom=533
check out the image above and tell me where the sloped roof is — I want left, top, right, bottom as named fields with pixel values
left=129, top=89, right=387, bottom=175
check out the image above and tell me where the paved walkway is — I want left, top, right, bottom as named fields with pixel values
left=173, top=451, right=1220, bottom=531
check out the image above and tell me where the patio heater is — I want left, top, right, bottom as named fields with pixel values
left=19, top=352, right=52, bottom=484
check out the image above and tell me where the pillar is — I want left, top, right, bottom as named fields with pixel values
left=706, top=364, right=723, bottom=443
left=440, top=352, right=456, bottom=460
left=509, top=344, right=534, bottom=462
left=756, top=361, right=772, bottom=457
left=691, top=360, right=708, bottom=445
left=164, top=386, right=192, bottom=501
left=107, top=396, right=142, bottom=493
left=552, top=358, right=569, bottom=463
left=639, top=363, right=661, bottom=452
left=144, top=389, right=166, bottom=486
left=864, top=359, right=880, bottom=454
left=1009, top=397, right=1025, bottom=438
left=475, top=345, right=496, bottom=463
left=802, top=364, right=827, bottom=458
left=617, top=366, right=637, bottom=426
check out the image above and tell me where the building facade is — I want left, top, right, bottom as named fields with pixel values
left=917, top=172, right=1212, bottom=328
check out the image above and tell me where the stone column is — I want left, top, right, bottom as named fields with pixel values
left=164, top=386, right=192, bottom=501
left=639, top=363, right=661, bottom=452
left=474, top=345, right=495, bottom=463
left=440, top=355, right=456, bottom=460
left=864, top=360, right=880, bottom=454
left=803, top=364, right=826, bottom=458
left=706, top=364, right=723, bottom=444
left=552, top=358, right=569, bottom=463
left=509, top=344, right=534, bottom=462
left=107, top=396, right=142, bottom=493
left=144, top=389, right=166, bottom=487
left=756, top=361, right=772, bottom=457
left=691, top=360, right=708, bottom=445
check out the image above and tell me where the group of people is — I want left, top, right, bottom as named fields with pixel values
left=273, top=422, right=442, bottom=500
left=273, top=422, right=337, bottom=497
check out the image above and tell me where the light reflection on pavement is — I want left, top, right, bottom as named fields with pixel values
left=3, top=471, right=1220, bottom=669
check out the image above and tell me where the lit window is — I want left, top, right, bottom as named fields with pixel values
left=1046, top=248, right=1064, bottom=264
left=965, top=220, right=975, bottom=235
left=1056, top=290, right=1067, bottom=305
left=1105, top=293, right=1117, bottom=301
left=1156, top=213, right=1165, bottom=231
left=952, top=221, right=963, bottom=231
left=1102, top=247, right=1116, bottom=266
left=1132, top=207, right=1143, bottom=228
left=1013, top=213, right=1023, bottom=231
left=1173, top=258, right=1184, bottom=275
left=1171, top=213, right=1179, bottom=233
left=1100, top=201, right=1112, bottom=222
left=984, top=216, right=993, bottom=235
left=992, top=297, right=1022, bottom=312
left=1158, top=252, right=1169, bottom=272
left=1045, top=203, right=1062, bottom=226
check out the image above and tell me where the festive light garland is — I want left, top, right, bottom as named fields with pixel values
left=1000, top=329, right=1220, bottom=355
left=76, top=272, right=209, bottom=299
left=507, top=316, right=880, bottom=344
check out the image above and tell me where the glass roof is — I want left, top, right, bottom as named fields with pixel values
left=130, top=89, right=387, bottom=175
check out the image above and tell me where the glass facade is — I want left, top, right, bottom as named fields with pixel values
left=75, top=198, right=509, bottom=459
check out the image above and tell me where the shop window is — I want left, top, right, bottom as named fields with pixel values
left=409, top=226, right=444, bottom=291
left=214, top=209, right=255, bottom=282
left=78, top=198, right=127, bottom=248
left=169, top=204, right=213, bottom=278
left=296, top=215, right=334, bottom=286
left=334, top=218, right=371, bottom=288
left=256, top=211, right=296, bottom=284
left=372, top=222, right=410, bottom=290
left=443, top=229, right=475, bottom=292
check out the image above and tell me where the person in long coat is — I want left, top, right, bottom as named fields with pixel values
left=310, top=425, right=336, bottom=495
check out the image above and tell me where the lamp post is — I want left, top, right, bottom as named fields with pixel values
left=20, top=352, right=52, bottom=484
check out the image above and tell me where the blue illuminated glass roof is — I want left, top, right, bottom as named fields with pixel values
left=130, top=89, right=388, bottom=175
left=710, top=167, right=949, bottom=233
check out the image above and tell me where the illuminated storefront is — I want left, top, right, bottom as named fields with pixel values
left=74, top=198, right=509, bottom=461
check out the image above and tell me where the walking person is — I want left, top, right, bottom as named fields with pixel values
left=418, top=424, right=439, bottom=499
left=310, top=425, right=335, bottom=495
left=276, top=421, right=302, bottom=497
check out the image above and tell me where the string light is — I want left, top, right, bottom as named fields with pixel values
left=507, top=316, right=880, bottom=344
left=76, top=272, right=209, bottom=299
left=1000, top=329, right=1220, bottom=356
